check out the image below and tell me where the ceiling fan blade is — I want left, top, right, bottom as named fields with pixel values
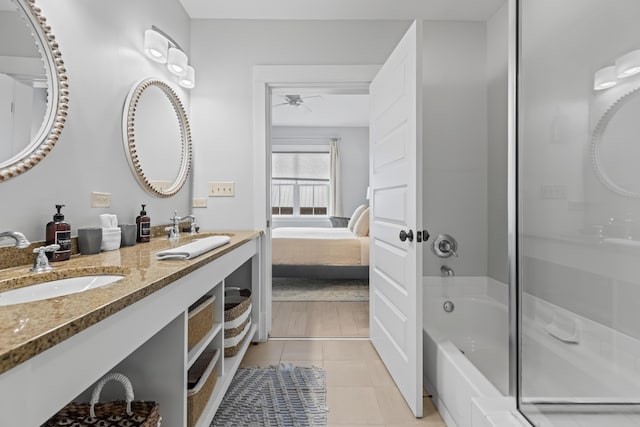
left=272, top=103, right=288, bottom=108
left=302, top=95, right=323, bottom=103
left=301, top=104, right=312, bottom=113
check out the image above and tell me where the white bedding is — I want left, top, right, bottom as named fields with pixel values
left=272, top=227, right=369, bottom=266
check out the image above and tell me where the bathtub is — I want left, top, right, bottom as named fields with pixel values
left=423, top=276, right=509, bottom=427
left=423, top=276, right=640, bottom=427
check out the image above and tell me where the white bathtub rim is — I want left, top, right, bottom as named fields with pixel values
left=440, top=340, right=504, bottom=398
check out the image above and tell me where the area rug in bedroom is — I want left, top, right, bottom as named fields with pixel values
left=272, top=277, right=369, bottom=302
left=212, top=364, right=327, bottom=426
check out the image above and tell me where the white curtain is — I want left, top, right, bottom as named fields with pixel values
left=329, top=139, right=343, bottom=217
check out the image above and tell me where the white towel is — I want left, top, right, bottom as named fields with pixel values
left=99, top=214, right=118, bottom=229
left=155, top=235, right=231, bottom=260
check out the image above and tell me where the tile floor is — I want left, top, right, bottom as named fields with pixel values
left=240, top=339, right=446, bottom=426
left=271, top=302, right=369, bottom=338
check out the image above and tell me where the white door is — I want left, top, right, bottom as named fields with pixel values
left=369, top=20, right=424, bottom=417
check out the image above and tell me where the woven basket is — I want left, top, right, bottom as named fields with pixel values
left=43, top=373, right=161, bottom=427
left=224, top=318, right=252, bottom=357
left=188, top=294, right=215, bottom=350
left=224, top=287, right=251, bottom=322
left=224, top=287, right=252, bottom=357
left=187, top=349, right=220, bottom=427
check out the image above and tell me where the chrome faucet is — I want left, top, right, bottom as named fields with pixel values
left=0, top=231, right=30, bottom=249
left=440, top=265, right=455, bottom=277
left=167, top=211, right=198, bottom=239
left=31, top=244, right=59, bottom=273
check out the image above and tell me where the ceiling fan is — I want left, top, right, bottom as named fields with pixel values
left=273, top=94, right=322, bottom=112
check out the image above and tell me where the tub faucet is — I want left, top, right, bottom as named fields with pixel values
left=440, top=265, right=455, bottom=277
left=0, top=231, right=30, bottom=249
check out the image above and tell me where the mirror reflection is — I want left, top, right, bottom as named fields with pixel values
left=123, top=78, right=191, bottom=197
left=593, top=87, right=640, bottom=197
left=0, top=0, right=48, bottom=164
left=135, top=85, right=183, bottom=191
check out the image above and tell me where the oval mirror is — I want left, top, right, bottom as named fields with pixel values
left=0, top=0, right=68, bottom=182
left=592, top=86, right=640, bottom=197
left=122, top=78, right=192, bottom=197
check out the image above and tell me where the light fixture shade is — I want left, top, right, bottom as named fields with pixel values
left=167, top=47, right=188, bottom=76
left=594, top=66, right=617, bottom=91
left=615, top=49, right=640, bottom=78
left=144, top=29, right=168, bottom=63
left=179, top=65, right=196, bottom=89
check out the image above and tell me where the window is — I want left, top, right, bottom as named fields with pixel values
left=271, top=151, right=329, bottom=216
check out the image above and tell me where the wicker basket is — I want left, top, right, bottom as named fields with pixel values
left=43, top=373, right=161, bottom=427
left=188, top=294, right=215, bottom=350
left=187, top=348, right=220, bottom=427
left=224, top=317, right=252, bottom=357
left=224, top=287, right=251, bottom=323
left=224, top=287, right=252, bottom=357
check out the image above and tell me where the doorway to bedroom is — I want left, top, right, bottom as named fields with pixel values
left=269, top=87, right=371, bottom=338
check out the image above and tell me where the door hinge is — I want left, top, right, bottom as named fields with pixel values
left=266, top=220, right=270, bottom=228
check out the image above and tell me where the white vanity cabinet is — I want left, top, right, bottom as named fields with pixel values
left=0, top=236, right=263, bottom=427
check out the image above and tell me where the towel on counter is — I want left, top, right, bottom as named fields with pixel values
left=99, top=213, right=118, bottom=229
left=155, top=236, right=231, bottom=260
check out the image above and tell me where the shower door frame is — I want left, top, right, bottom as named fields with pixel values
left=507, top=0, right=520, bottom=405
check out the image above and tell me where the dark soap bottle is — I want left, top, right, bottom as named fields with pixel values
left=45, top=204, right=71, bottom=262
left=136, top=204, right=151, bottom=243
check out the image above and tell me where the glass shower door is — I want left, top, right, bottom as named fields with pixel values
left=518, top=0, right=640, bottom=425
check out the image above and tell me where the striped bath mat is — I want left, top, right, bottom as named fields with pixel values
left=212, top=364, right=327, bottom=426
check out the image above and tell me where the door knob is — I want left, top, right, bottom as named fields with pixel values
left=399, top=229, right=414, bottom=242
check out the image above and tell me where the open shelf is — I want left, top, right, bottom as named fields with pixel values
left=194, top=323, right=257, bottom=427
left=187, top=322, right=222, bottom=369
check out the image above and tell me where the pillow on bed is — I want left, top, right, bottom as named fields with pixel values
left=347, top=204, right=368, bottom=232
left=353, top=207, right=370, bottom=237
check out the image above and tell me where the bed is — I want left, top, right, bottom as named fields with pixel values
left=271, top=227, right=370, bottom=279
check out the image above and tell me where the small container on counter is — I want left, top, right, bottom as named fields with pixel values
left=45, top=204, right=71, bottom=262
left=136, top=204, right=151, bottom=243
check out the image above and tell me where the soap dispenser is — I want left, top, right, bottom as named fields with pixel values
left=136, top=204, right=151, bottom=243
left=45, top=204, right=71, bottom=261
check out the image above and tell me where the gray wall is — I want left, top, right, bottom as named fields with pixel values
left=189, top=19, right=411, bottom=231
left=487, top=3, right=509, bottom=283
left=0, top=0, right=191, bottom=242
left=422, top=21, right=489, bottom=277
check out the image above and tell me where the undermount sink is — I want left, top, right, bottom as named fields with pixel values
left=0, top=275, right=125, bottom=307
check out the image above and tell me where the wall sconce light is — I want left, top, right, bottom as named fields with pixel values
left=143, top=25, right=195, bottom=88
left=615, top=49, right=640, bottom=79
left=593, top=66, right=617, bottom=91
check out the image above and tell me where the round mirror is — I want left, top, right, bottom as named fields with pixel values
left=0, top=0, right=68, bottom=182
left=592, top=86, right=640, bottom=197
left=122, top=78, right=192, bottom=197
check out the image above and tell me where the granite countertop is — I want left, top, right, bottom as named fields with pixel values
left=0, top=230, right=261, bottom=375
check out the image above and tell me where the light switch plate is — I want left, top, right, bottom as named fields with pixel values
left=208, top=182, right=235, bottom=197
left=192, top=198, right=208, bottom=208
left=91, top=192, right=111, bottom=208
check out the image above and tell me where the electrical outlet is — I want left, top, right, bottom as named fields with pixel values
left=208, top=182, right=235, bottom=197
left=91, top=192, right=111, bottom=208
left=192, top=198, right=208, bottom=208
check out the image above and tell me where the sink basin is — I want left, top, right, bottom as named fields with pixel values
left=0, top=275, right=124, bottom=306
